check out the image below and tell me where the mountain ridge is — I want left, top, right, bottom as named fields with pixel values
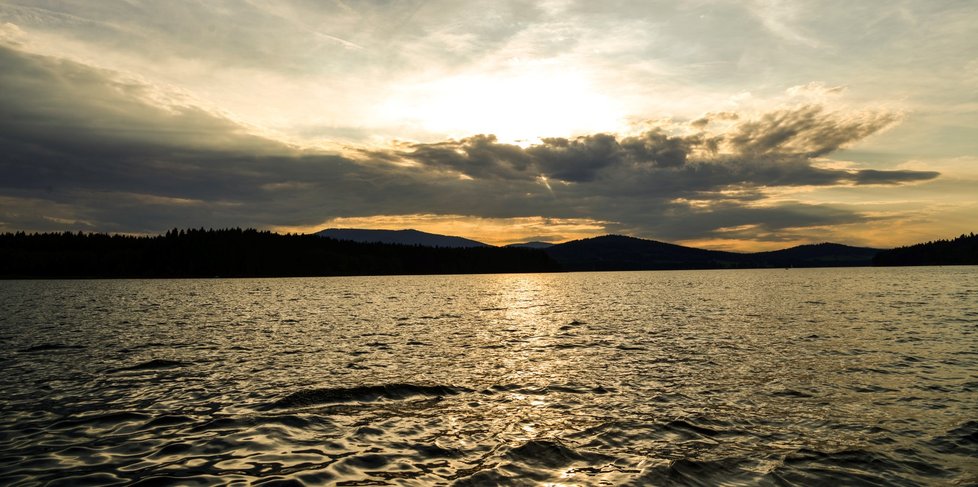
left=542, top=234, right=881, bottom=271
left=316, top=229, right=886, bottom=269
left=316, top=228, right=488, bottom=248
left=2, top=228, right=973, bottom=279
left=505, top=241, right=555, bottom=249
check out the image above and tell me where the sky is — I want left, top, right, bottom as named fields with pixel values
left=1, top=0, right=975, bottom=250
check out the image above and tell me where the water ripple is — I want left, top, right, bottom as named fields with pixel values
left=1, top=267, right=977, bottom=484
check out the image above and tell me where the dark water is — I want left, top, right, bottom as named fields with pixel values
left=1, top=267, right=976, bottom=485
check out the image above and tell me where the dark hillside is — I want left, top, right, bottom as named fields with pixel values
left=747, top=243, right=880, bottom=267
left=0, top=229, right=557, bottom=278
left=874, top=233, right=978, bottom=266
left=544, top=235, right=744, bottom=271
left=316, top=228, right=488, bottom=248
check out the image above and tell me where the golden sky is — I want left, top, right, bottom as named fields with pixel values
left=0, top=1, right=975, bottom=249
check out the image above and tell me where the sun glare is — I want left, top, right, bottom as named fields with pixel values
left=379, top=65, right=626, bottom=143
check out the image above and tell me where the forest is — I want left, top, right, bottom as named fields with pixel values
left=3, top=229, right=976, bottom=279
left=0, top=229, right=559, bottom=278
left=873, top=233, right=978, bottom=266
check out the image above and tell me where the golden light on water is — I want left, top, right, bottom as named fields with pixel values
left=3, top=267, right=978, bottom=483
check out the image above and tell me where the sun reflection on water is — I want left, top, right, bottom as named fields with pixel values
left=2, top=269, right=976, bottom=484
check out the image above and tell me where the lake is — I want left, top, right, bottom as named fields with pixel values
left=1, top=267, right=976, bottom=485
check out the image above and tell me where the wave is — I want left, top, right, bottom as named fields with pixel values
left=452, top=439, right=614, bottom=485
left=770, top=448, right=914, bottom=485
left=111, top=359, right=189, bottom=372
left=269, top=383, right=470, bottom=409
left=632, top=457, right=765, bottom=486
left=48, top=411, right=152, bottom=431
left=19, top=343, right=85, bottom=352
left=929, top=420, right=978, bottom=454
left=505, top=439, right=609, bottom=469
left=483, top=383, right=614, bottom=395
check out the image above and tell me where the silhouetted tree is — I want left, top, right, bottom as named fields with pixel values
left=0, top=229, right=560, bottom=278
left=874, top=233, right=978, bottom=266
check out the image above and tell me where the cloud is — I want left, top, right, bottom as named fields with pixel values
left=620, top=129, right=701, bottom=167
left=529, top=134, right=624, bottom=182
left=393, top=104, right=931, bottom=193
left=850, top=169, right=940, bottom=185
left=0, top=44, right=286, bottom=159
left=746, top=0, right=820, bottom=48
left=399, top=135, right=535, bottom=180
left=725, top=105, right=901, bottom=157
left=0, top=38, right=942, bottom=247
left=0, top=1, right=368, bottom=74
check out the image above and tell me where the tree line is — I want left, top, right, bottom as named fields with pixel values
left=0, top=228, right=560, bottom=278
left=873, top=233, right=978, bottom=266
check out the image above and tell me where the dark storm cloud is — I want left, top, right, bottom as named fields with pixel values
left=619, top=129, right=703, bottom=167
left=400, top=135, right=534, bottom=180
left=0, top=41, right=940, bottom=242
left=529, top=134, right=624, bottom=182
left=396, top=109, right=935, bottom=192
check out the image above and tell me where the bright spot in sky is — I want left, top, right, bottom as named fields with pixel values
left=378, top=65, right=627, bottom=142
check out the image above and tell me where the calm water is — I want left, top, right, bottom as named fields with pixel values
left=1, top=267, right=976, bottom=485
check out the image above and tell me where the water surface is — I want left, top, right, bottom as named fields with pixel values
left=1, top=267, right=976, bottom=485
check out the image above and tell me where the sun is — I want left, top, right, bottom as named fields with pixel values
left=378, top=63, right=627, bottom=143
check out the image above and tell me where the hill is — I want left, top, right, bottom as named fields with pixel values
left=874, top=233, right=978, bottom=266
left=316, top=228, right=488, bottom=248
left=544, top=235, right=881, bottom=271
left=746, top=243, right=880, bottom=267
left=544, top=235, right=744, bottom=271
left=505, top=241, right=555, bottom=249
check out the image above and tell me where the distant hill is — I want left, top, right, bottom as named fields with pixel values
left=874, top=233, right=978, bottom=266
left=544, top=235, right=744, bottom=271
left=316, top=228, right=488, bottom=248
left=506, top=241, right=555, bottom=249
left=746, top=243, right=880, bottom=267
left=544, top=235, right=881, bottom=271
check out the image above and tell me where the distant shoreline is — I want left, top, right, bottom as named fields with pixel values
left=6, top=265, right=978, bottom=282
left=1, top=229, right=975, bottom=279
